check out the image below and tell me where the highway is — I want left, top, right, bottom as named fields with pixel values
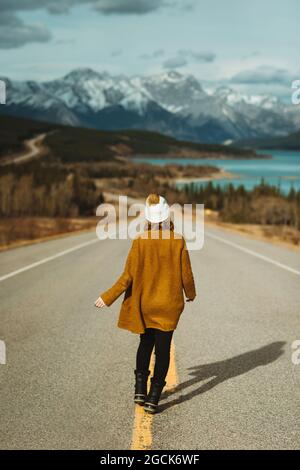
left=0, top=223, right=299, bottom=449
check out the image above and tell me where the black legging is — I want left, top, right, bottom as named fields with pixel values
left=136, top=328, right=174, bottom=383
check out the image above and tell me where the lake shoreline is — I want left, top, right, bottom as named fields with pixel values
left=135, top=148, right=300, bottom=193
left=174, top=168, right=241, bottom=184
left=132, top=151, right=272, bottom=160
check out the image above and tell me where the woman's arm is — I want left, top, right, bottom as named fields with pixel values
left=95, top=238, right=138, bottom=308
left=181, top=239, right=196, bottom=301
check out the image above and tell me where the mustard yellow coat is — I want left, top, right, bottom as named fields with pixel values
left=100, top=229, right=196, bottom=334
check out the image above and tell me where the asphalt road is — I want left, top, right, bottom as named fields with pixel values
left=0, top=224, right=300, bottom=450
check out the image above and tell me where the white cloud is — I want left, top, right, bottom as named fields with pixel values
left=231, top=65, right=293, bottom=85
left=94, top=0, right=169, bottom=15
left=0, top=13, right=51, bottom=49
left=0, top=0, right=176, bottom=49
left=163, top=56, right=188, bottom=69
left=140, top=49, right=165, bottom=60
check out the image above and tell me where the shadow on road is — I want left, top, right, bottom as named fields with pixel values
left=159, top=341, right=286, bottom=412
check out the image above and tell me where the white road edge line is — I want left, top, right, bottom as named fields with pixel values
left=1, top=225, right=299, bottom=282
left=0, top=238, right=99, bottom=282
left=206, top=230, right=300, bottom=276
left=0, top=224, right=130, bottom=283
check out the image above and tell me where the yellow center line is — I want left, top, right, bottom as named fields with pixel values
left=165, top=341, right=178, bottom=393
left=130, top=340, right=178, bottom=450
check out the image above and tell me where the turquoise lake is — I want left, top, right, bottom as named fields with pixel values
left=136, top=150, right=300, bottom=194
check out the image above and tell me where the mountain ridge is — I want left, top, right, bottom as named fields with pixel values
left=234, top=129, right=300, bottom=150
left=1, top=68, right=298, bottom=144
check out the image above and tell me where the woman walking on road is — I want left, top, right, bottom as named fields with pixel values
left=94, top=193, right=196, bottom=413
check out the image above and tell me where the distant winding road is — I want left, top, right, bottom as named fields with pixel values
left=0, top=133, right=48, bottom=166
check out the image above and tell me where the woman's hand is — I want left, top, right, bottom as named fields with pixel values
left=94, top=296, right=106, bottom=308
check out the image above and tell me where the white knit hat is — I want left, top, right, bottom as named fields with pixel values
left=145, top=195, right=170, bottom=223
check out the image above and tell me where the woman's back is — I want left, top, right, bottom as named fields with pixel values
left=138, top=229, right=185, bottom=327
left=98, top=195, right=196, bottom=334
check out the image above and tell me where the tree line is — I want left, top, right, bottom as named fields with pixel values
left=182, top=179, right=300, bottom=229
left=0, top=161, right=104, bottom=217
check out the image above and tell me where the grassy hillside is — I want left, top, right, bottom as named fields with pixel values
left=0, top=114, right=56, bottom=156
left=235, top=130, right=300, bottom=150
left=0, top=113, right=260, bottom=162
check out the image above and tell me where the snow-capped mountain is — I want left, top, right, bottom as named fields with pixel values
left=210, top=86, right=294, bottom=139
left=0, top=68, right=298, bottom=143
left=132, top=70, right=208, bottom=115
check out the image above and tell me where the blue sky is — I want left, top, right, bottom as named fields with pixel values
left=0, top=0, right=299, bottom=100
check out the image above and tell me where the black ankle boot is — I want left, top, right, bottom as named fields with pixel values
left=134, top=369, right=150, bottom=405
left=144, top=378, right=166, bottom=414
